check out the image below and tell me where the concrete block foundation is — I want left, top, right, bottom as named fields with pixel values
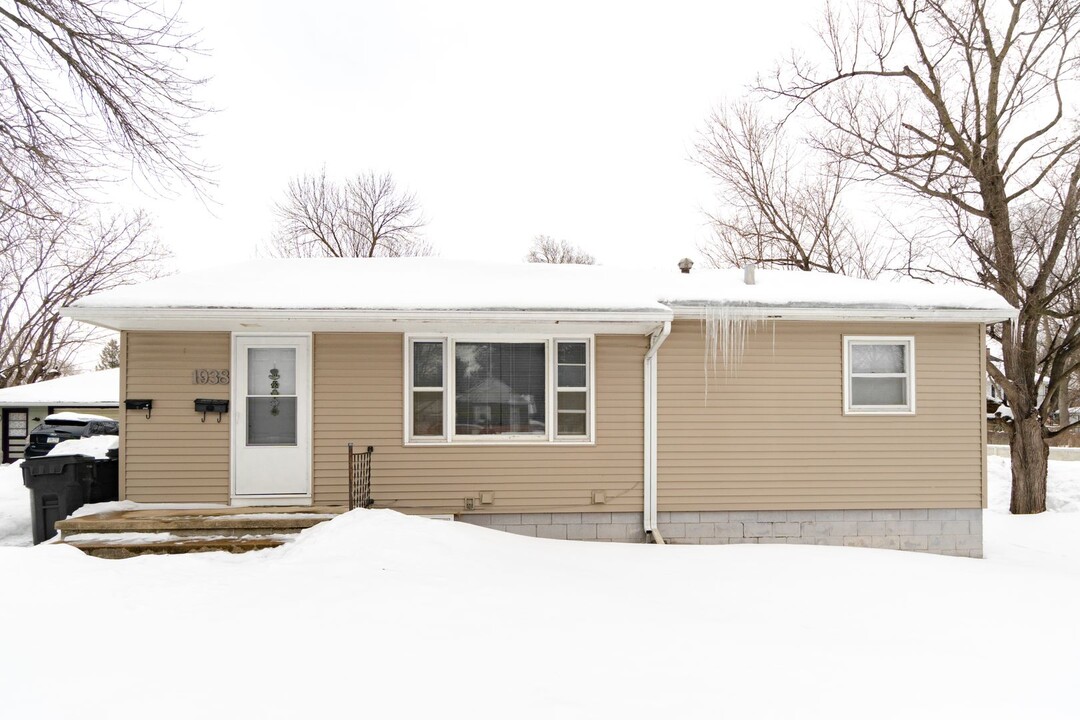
left=458, top=509, right=983, bottom=558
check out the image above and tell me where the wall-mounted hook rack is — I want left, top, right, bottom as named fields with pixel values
left=194, top=398, right=229, bottom=423
left=125, top=399, right=153, bottom=420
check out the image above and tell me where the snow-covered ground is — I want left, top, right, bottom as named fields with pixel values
left=0, top=462, right=30, bottom=546
left=988, top=455, right=1080, bottom=511
left=0, top=459, right=1078, bottom=718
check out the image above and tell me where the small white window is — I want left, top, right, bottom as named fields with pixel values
left=556, top=341, right=589, bottom=437
left=843, top=336, right=915, bottom=415
left=410, top=340, right=446, bottom=439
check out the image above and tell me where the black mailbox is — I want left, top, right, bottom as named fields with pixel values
left=125, top=399, right=153, bottom=419
left=194, top=398, right=229, bottom=423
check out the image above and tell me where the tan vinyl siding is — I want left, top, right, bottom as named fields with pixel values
left=313, top=333, right=645, bottom=513
left=656, top=320, right=985, bottom=511
left=122, top=332, right=231, bottom=502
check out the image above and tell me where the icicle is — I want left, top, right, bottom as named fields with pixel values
left=700, top=305, right=774, bottom=402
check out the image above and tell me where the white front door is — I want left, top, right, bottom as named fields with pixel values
left=233, top=335, right=311, bottom=499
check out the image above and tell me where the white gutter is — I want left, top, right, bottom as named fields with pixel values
left=643, top=321, right=671, bottom=542
left=64, top=303, right=1019, bottom=327
left=669, top=306, right=1017, bottom=323
left=60, top=306, right=672, bottom=332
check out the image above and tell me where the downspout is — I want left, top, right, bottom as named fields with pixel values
left=644, top=321, right=671, bottom=543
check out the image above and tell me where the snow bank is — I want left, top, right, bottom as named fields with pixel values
left=68, top=257, right=1013, bottom=314
left=1, top=507, right=1079, bottom=719
left=984, top=512, right=1080, bottom=576
left=0, top=368, right=118, bottom=406
left=0, top=462, right=30, bottom=547
left=46, top=434, right=119, bottom=460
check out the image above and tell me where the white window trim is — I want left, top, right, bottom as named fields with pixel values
left=403, top=334, right=596, bottom=446
left=555, top=340, right=591, bottom=441
left=842, top=335, right=916, bottom=416
left=406, top=337, right=450, bottom=443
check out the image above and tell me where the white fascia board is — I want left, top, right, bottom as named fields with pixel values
left=61, top=306, right=673, bottom=334
left=62, top=303, right=1017, bottom=330
left=669, top=306, right=1018, bottom=323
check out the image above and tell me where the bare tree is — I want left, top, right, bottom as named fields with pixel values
left=525, top=236, right=596, bottom=265
left=0, top=206, right=168, bottom=387
left=95, top=337, right=120, bottom=370
left=0, top=1, right=211, bottom=217
left=694, top=102, right=893, bottom=278
left=269, top=169, right=430, bottom=258
left=765, top=0, right=1080, bottom=513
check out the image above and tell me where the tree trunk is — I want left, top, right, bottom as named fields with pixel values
left=1059, top=376, right=1071, bottom=429
left=1010, top=414, right=1049, bottom=514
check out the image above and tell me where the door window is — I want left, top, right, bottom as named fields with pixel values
left=246, top=348, right=298, bottom=446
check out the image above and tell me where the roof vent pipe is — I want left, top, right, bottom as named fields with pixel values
left=743, top=263, right=756, bottom=285
left=678, top=258, right=694, bottom=274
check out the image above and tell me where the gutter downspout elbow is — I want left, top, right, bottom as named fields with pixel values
left=644, top=321, right=671, bottom=543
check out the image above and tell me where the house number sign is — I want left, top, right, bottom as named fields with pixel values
left=192, top=369, right=230, bottom=385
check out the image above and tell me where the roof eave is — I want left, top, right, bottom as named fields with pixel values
left=60, top=306, right=675, bottom=333
left=62, top=303, right=1018, bottom=331
left=668, top=305, right=1018, bottom=323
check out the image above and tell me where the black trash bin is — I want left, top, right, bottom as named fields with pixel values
left=21, top=455, right=96, bottom=545
left=88, top=448, right=120, bottom=504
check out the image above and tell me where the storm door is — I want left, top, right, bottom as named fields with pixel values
left=233, top=336, right=311, bottom=498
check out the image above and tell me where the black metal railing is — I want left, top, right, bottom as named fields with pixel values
left=348, top=443, right=374, bottom=510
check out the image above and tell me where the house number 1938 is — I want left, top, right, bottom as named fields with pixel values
left=192, top=369, right=230, bottom=385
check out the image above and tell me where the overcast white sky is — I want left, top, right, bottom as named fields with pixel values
left=125, top=0, right=821, bottom=273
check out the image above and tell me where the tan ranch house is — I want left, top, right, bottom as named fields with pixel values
left=61, top=258, right=1016, bottom=557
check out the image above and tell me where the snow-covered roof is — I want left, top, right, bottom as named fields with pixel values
left=0, top=369, right=119, bottom=407
left=63, top=258, right=1016, bottom=329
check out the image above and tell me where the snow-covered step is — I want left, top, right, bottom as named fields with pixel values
left=60, top=531, right=296, bottom=559
left=52, top=506, right=344, bottom=557
left=55, top=506, right=343, bottom=539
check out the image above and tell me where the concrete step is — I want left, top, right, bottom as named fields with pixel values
left=55, top=506, right=344, bottom=557
left=61, top=532, right=293, bottom=559
left=56, top=506, right=343, bottom=538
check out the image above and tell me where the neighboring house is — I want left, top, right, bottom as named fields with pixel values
left=0, top=369, right=120, bottom=463
left=985, top=341, right=1011, bottom=430
left=61, top=258, right=1015, bottom=557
